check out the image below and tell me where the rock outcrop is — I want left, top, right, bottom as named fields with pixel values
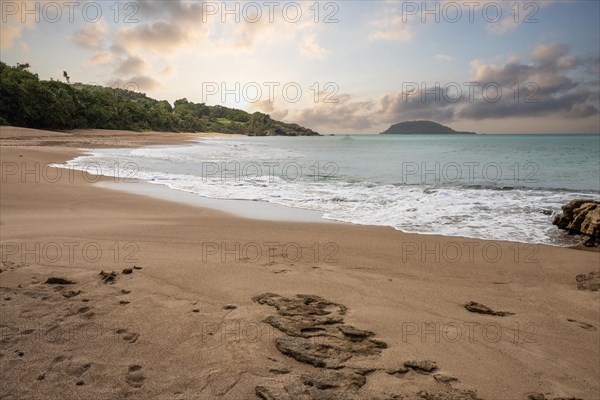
left=576, top=271, right=600, bottom=291
left=553, top=199, right=600, bottom=247
left=249, top=127, right=320, bottom=137
left=252, top=293, right=483, bottom=400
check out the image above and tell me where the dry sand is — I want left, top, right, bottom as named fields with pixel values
left=0, top=127, right=598, bottom=400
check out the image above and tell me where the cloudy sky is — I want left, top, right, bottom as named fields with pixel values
left=1, top=0, right=599, bottom=134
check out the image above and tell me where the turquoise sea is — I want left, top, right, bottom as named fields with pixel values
left=60, top=134, right=600, bottom=246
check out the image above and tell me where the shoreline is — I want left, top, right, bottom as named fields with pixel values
left=48, top=128, right=592, bottom=249
left=95, top=181, right=597, bottom=250
left=1, top=127, right=599, bottom=399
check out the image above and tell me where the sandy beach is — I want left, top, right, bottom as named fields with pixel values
left=1, top=127, right=598, bottom=400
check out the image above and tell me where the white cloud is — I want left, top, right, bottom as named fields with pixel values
left=72, top=21, right=108, bottom=49
left=369, top=15, right=413, bottom=42
left=90, top=51, right=113, bottom=66
left=115, top=55, right=148, bottom=75
left=300, top=34, right=327, bottom=59
left=0, top=19, right=35, bottom=49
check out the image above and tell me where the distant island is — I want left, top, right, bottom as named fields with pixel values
left=380, top=120, right=476, bottom=135
left=0, top=62, right=319, bottom=136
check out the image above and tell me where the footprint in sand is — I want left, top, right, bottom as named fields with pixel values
left=567, top=318, right=597, bottom=331
left=126, top=365, right=145, bottom=388
left=0, top=261, right=29, bottom=273
left=114, top=327, right=140, bottom=343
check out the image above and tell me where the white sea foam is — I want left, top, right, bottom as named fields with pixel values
left=54, top=135, right=600, bottom=246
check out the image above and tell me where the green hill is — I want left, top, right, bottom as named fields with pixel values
left=0, top=62, right=319, bottom=136
left=380, top=120, right=476, bottom=135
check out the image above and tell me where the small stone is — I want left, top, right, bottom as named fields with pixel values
left=122, top=268, right=133, bottom=275
left=269, top=367, right=290, bottom=374
left=224, top=304, right=237, bottom=310
left=99, top=271, right=118, bottom=284
left=37, top=374, right=45, bottom=381
left=121, top=289, right=131, bottom=294
left=45, top=277, right=74, bottom=285
left=119, top=300, right=130, bottom=305
left=76, top=379, right=85, bottom=386
left=255, top=386, right=278, bottom=400
left=192, top=309, right=200, bottom=313
left=404, top=360, right=438, bottom=374
left=464, top=301, right=514, bottom=317
left=434, top=374, right=458, bottom=384
left=338, top=325, right=375, bottom=341
left=386, top=367, right=409, bottom=376
left=301, top=370, right=367, bottom=390
left=128, top=364, right=142, bottom=372
left=404, top=360, right=437, bottom=374
left=62, top=290, right=81, bottom=299
left=353, top=367, right=377, bottom=376
left=369, top=338, right=388, bottom=349
left=133, top=266, right=142, bottom=270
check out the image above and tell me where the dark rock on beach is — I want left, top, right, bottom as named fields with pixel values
left=553, top=199, right=600, bottom=247
left=99, top=271, right=118, bottom=284
left=464, top=301, right=514, bottom=316
left=45, top=277, right=74, bottom=285
left=575, top=271, right=600, bottom=291
left=248, top=127, right=320, bottom=137
left=253, top=293, right=483, bottom=400
left=253, top=293, right=387, bottom=398
left=527, top=394, right=583, bottom=400
left=404, top=360, right=438, bottom=374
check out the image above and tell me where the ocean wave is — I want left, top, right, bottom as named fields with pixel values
left=52, top=139, right=599, bottom=247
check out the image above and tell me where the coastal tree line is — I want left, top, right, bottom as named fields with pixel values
left=0, top=62, right=309, bottom=135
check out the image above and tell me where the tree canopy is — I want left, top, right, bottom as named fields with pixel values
left=0, top=62, right=317, bottom=135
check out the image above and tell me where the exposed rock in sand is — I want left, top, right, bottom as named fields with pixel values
left=275, top=336, right=350, bottom=369
left=404, top=359, right=438, bottom=374
left=575, top=271, right=600, bottom=291
left=45, top=277, right=74, bottom=285
left=253, top=293, right=482, bottom=400
left=99, top=271, right=118, bottom=284
left=255, top=385, right=280, bottom=400
left=418, top=389, right=482, bottom=400
left=553, top=199, right=600, bottom=247
left=61, top=290, right=81, bottom=298
left=300, top=370, right=366, bottom=390
left=434, top=374, right=459, bottom=384
left=464, top=301, right=514, bottom=316
left=255, top=293, right=385, bottom=369
left=527, top=393, right=583, bottom=400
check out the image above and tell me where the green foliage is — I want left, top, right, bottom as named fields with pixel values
left=0, top=62, right=314, bottom=135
